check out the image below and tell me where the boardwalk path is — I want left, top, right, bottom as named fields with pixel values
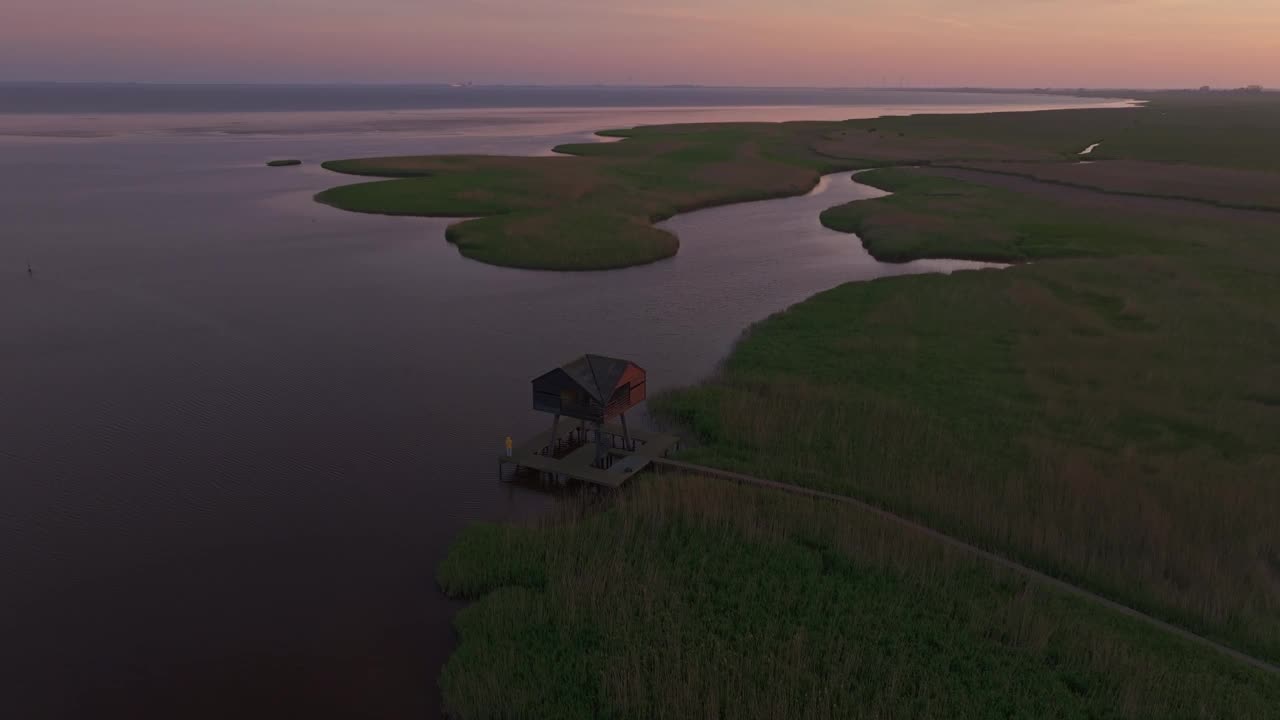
left=651, top=457, right=1280, bottom=677
left=924, top=166, right=1280, bottom=224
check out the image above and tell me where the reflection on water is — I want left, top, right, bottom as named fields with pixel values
left=0, top=97, right=1066, bottom=719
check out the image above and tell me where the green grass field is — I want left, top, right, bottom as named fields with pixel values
left=322, top=93, right=1280, bottom=716
left=819, top=168, right=1191, bottom=262
left=316, top=93, right=1280, bottom=270
left=315, top=125, right=836, bottom=270
left=815, top=92, right=1280, bottom=172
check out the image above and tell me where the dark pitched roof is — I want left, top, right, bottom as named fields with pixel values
left=559, top=354, right=636, bottom=403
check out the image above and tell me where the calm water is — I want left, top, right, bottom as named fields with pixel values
left=0, top=86, right=1122, bottom=719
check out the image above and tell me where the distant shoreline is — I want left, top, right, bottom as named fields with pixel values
left=0, top=91, right=1134, bottom=141
left=0, top=83, right=1132, bottom=116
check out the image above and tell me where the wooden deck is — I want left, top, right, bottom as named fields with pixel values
left=499, top=418, right=680, bottom=488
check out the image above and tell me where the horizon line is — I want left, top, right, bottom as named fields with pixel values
left=0, top=80, right=1272, bottom=92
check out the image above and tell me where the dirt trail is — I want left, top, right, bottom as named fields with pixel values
left=922, top=167, right=1280, bottom=225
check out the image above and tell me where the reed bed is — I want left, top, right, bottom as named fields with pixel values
left=659, top=168, right=1280, bottom=662
left=422, top=93, right=1280, bottom=715
left=437, top=475, right=1279, bottom=719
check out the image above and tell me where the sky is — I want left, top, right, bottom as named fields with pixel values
left=3, top=0, right=1277, bottom=87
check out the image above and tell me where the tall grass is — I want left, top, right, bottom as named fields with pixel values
left=437, top=475, right=1280, bottom=719
left=658, top=168, right=1280, bottom=662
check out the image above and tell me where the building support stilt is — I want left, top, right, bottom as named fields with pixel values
left=619, top=412, right=632, bottom=451
left=594, top=420, right=608, bottom=466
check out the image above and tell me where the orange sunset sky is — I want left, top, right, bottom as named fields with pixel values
left=4, top=0, right=1277, bottom=87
